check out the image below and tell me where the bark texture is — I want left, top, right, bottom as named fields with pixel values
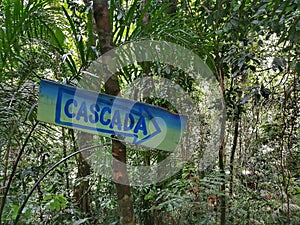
left=74, top=132, right=92, bottom=214
left=93, top=1, right=135, bottom=224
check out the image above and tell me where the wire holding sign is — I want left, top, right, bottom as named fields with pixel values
left=37, top=79, right=187, bottom=152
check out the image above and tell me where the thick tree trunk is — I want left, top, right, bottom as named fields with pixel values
left=92, top=1, right=135, bottom=224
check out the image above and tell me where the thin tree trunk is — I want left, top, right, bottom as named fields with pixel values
left=216, top=53, right=226, bottom=225
left=229, top=118, right=239, bottom=195
left=92, top=1, right=135, bottom=224
left=74, top=132, right=92, bottom=214
left=213, top=0, right=227, bottom=223
left=70, top=129, right=91, bottom=214
left=219, top=123, right=226, bottom=225
left=62, top=127, right=70, bottom=192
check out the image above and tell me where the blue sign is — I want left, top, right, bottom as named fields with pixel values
left=37, top=79, right=187, bottom=151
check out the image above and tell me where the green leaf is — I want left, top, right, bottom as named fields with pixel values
left=10, top=205, right=20, bottom=220
left=43, top=194, right=67, bottom=212
left=49, top=200, right=60, bottom=211
left=144, top=193, right=155, bottom=200
left=53, top=27, right=65, bottom=47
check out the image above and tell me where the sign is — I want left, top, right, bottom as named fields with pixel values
left=37, top=79, right=187, bottom=151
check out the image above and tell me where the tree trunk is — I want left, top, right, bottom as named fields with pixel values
left=74, top=132, right=92, bottom=215
left=229, top=119, right=239, bottom=195
left=216, top=52, right=226, bottom=225
left=92, top=1, right=135, bottom=224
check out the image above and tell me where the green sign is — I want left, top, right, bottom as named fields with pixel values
left=37, top=79, right=187, bottom=151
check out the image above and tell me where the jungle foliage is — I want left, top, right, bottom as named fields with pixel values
left=0, top=0, right=299, bottom=224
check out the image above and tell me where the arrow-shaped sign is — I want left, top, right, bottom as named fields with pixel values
left=37, top=79, right=187, bottom=151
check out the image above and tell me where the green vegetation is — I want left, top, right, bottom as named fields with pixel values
left=0, top=0, right=299, bottom=224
